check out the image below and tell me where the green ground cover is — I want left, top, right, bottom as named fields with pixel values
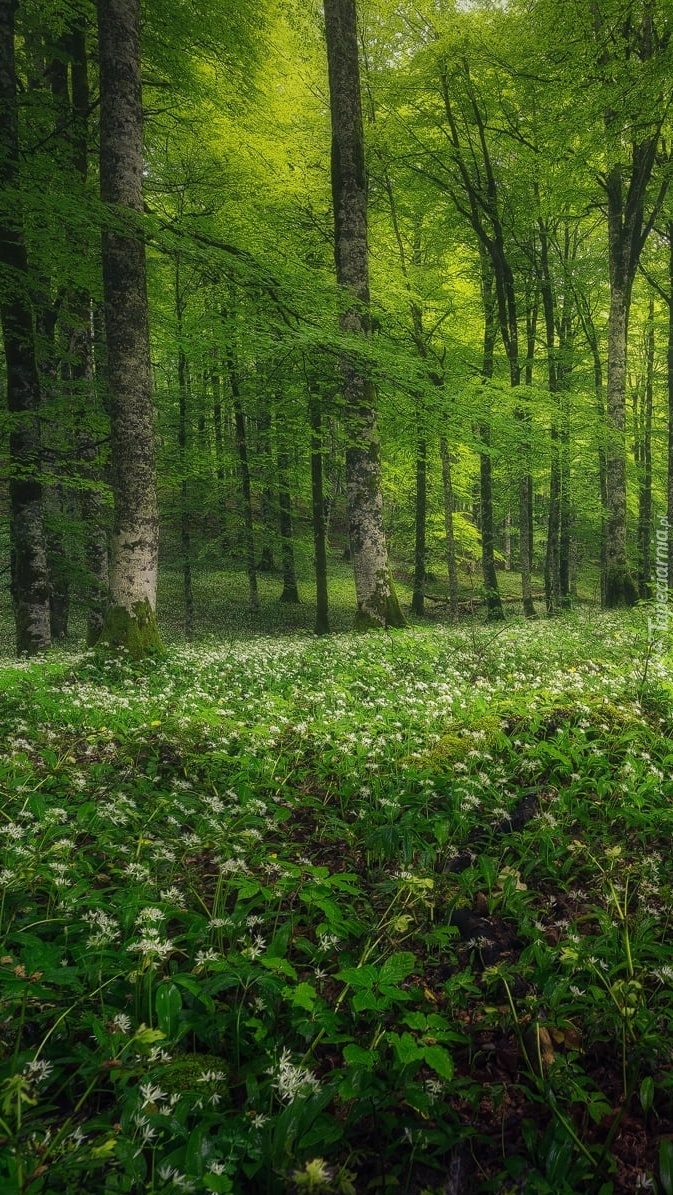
left=1, top=604, right=673, bottom=1193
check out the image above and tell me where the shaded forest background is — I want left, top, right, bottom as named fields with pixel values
left=2, top=0, right=673, bottom=649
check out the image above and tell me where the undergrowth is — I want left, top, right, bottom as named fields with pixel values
left=1, top=608, right=673, bottom=1193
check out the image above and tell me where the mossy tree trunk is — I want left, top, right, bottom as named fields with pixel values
left=0, top=0, right=51, bottom=655
left=96, top=0, right=162, bottom=655
left=323, top=0, right=405, bottom=629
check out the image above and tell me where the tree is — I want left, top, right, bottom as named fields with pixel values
left=0, top=0, right=51, bottom=654
left=96, top=0, right=162, bottom=654
left=323, top=0, right=405, bottom=628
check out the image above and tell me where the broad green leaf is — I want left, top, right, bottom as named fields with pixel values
left=660, top=1139, right=673, bottom=1195
left=380, top=952, right=415, bottom=986
left=343, top=1043, right=376, bottom=1068
left=423, top=1044, right=454, bottom=1081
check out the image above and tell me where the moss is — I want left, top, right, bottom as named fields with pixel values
left=353, top=570, right=407, bottom=630
left=97, top=599, right=164, bottom=659
left=156, top=1053, right=228, bottom=1098
left=384, top=578, right=407, bottom=628
left=423, top=715, right=504, bottom=771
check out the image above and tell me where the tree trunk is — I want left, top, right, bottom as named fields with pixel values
left=519, top=475, right=535, bottom=618
left=538, top=217, right=561, bottom=616
left=559, top=390, right=572, bottom=608
left=277, top=443, right=300, bottom=604
left=211, top=364, right=231, bottom=555
left=410, top=437, right=427, bottom=616
left=478, top=255, right=504, bottom=621
left=72, top=307, right=109, bottom=645
left=309, top=386, right=330, bottom=635
left=323, top=0, right=404, bottom=629
left=226, top=348, right=259, bottom=613
left=604, top=269, right=637, bottom=607
left=0, top=0, right=51, bottom=655
left=439, top=436, right=459, bottom=617
left=668, top=225, right=673, bottom=583
left=256, top=409, right=275, bottom=572
left=637, top=299, right=654, bottom=600
left=178, top=342, right=194, bottom=639
left=66, top=19, right=109, bottom=645
left=96, top=0, right=162, bottom=655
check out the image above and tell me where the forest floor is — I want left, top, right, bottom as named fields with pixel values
left=1, top=597, right=673, bottom=1194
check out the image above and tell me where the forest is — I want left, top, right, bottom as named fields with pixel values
left=1, top=0, right=673, bottom=1192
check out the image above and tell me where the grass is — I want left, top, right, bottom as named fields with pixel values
left=1, top=582, right=673, bottom=1193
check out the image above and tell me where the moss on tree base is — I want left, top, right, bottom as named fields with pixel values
left=353, top=577, right=407, bottom=630
left=97, top=599, right=164, bottom=658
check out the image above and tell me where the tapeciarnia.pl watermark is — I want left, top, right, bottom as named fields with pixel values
left=648, top=514, right=670, bottom=655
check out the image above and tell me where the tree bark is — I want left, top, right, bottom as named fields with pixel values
left=636, top=299, right=654, bottom=600
left=177, top=339, right=194, bottom=639
left=256, top=408, right=276, bottom=572
left=410, top=437, right=427, bottom=616
left=0, top=0, right=51, bottom=654
left=439, top=436, right=459, bottom=617
left=226, top=346, right=259, bottom=613
left=67, top=16, right=109, bottom=644
left=96, top=0, right=162, bottom=654
left=478, top=255, right=504, bottom=621
left=323, top=0, right=405, bottom=628
left=309, top=385, right=330, bottom=634
left=277, top=441, right=300, bottom=604
left=211, top=363, right=232, bottom=556
left=668, top=225, right=673, bottom=583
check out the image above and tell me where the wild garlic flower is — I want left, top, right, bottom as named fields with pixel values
left=270, top=1048, right=321, bottom=1103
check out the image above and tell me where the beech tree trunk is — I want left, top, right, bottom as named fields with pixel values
left=309, top=386, right=330, bottom=635
left=604, top=272, right=637, bottom=607
left=97, top=0, right=162, bottom=654
left=277, top=443, right=300, bottom=604
left=668, top=225, right=673, bottom=582
left=211, top=364, right=231, bottom=555
left=0, top=0, right=51, bottom=654
left=226, top=349, right=259, bottom=613
left=411, top=437, right=427, bottom=616
left=439, top=436, right=459, bottom=618
left=68, top=16, right=109, bottom=644
left=479, top=257, right=504, bottom=621
left=636, top=300, right=654, bottom=600
left=324, top=0, right=405, bottom=628
left=256, top=409, right=276, bottom=573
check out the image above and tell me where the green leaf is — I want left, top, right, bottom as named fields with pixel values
left=261, top=956, right=297, bottom=981
left=342, top=1044, right=376, bottom=1068
left=640, top=1076, right=655, bottom=1114
left=352, top=989, right=379, bottom=1012
left=389, top=1031, right=424, bottom=1066
left=402, top=1012, right=427, bottom=1031
left=660, top=1139, right=673, bottom=1195
left=379, top=951, right=415, bottom=986
left=336, top=964, right=378, bottom=989
left=422, top=1043, right=453, bottom=1081
left=284, top=982, right=317, bottom=1012
left=155, top=981, right=182, bottom=1039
